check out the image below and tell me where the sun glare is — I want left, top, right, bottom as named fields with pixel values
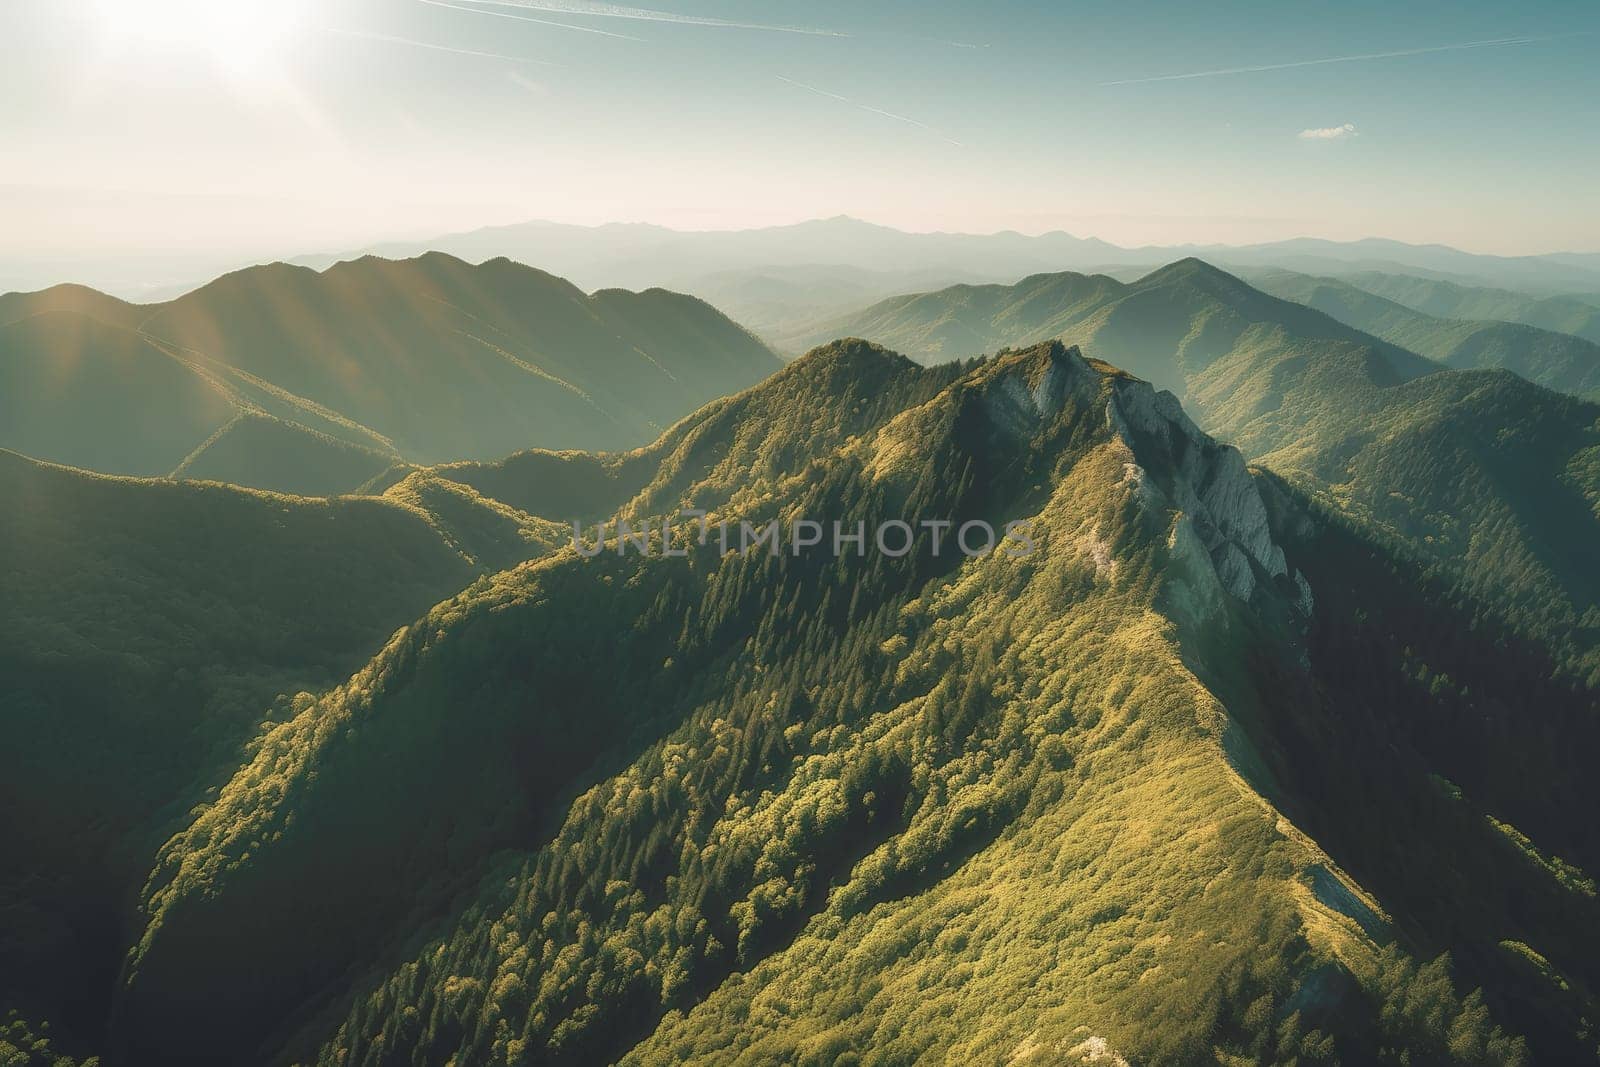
left=95, top=0, right=304, bottom=74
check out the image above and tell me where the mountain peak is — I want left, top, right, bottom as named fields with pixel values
left=1137, top=256, right=1248, bottom=288
left=789, top=336, right=920, bottom=376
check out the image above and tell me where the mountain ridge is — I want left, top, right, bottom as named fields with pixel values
left=98, top=338, right=1588, bottom=1065
left=0, top=254, right=783, bottom=492
left=1248, top=269, right=1600, bottom=398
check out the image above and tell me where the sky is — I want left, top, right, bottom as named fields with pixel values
left=1, top=0, right=1597, bottom=278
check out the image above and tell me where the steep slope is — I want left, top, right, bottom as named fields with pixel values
left=0, top=307, right=402, bottom=493
left=107, top=342, right=1577, bottom=1066
left=1202, top=356, right=1600, bottom=682
left=171, top=413, right=395, bottom=496
left=137, top=253, right=783, bottom=462
left=0, top=449, right=561, bottom=1049
left=1057, top=259, right=1434, bottom=396
left=1337, top=270, right=1600, bottom=345
left=801, top=263, right=1600, bottom=683
left=1241, top=473, right=1600, bottom=1062
left=0, top=256, right=782, bottom=491
left=0, top=311, right=237, bottom=476
left=1251, top=270, right=1600, bottom=399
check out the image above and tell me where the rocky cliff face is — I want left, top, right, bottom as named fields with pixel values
left=977, top=341, right=1310, bottom=623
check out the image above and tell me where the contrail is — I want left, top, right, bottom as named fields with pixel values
left=320, top=26, right=562, bottom=64
left=417, top=0, right=646, bottom=41
left=1100, top=33, right=1577, bottom=86
left=776, top=75, right=964, bottom=147
left=449, top=0, right=849, bottom=37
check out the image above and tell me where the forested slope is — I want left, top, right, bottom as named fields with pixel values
left=1250, top=270, right=1600, bottom=399
left=0, top=451, right=545, bottom=1051
left=796, top=259, right=1436, bottom=407
left=105, top=342, right=1587, bottom=1065
left=1337, top=270, right=1600, bottom=345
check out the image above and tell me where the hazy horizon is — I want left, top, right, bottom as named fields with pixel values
left=3, top=0, right=1597, bottom=279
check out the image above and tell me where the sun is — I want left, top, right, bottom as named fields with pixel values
left=95, top=0, right=305, bottom=74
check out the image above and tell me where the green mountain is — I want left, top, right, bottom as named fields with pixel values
left=1334, top=270, right=1600, bottom=346
left=807, top=261, right=1600, bottom=682
left=91, top=341, right=1596, bottom=1065
left=0, top=255, right=781, bottom=494
left=0, top=283, right=149, bottom=331
left=170, top=413, right=395, bottom=497
left=1249, top=270, right=1600, bottom=399
left=0, top=448, right=567, bottom=1052
left=0, top=312, right=238, bottom=476
left=0, top=307, right=404, bottom=493
left=797, top=259, right=1436, bottom=403
left=1203, top=355, right=1600, bottom=683
left=136, top=254, right=781, bottom=463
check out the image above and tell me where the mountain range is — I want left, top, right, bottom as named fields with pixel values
left=3, top=251, right=1599, bottom=1065
left=1310, top=270, right=1600, bottom=346
left=90, top=338, right=1598, bottom=1065
left=1246, top=270, right=1600, bottom=400
left=11, top=216, right=1600, bottom=317
left=292, top=217, right=1600, bottom=297
left=0, top=253, right=781, bottom=494
left=799, top=256, right=1600, bottom=403
left=793, top=260, right=1600, bottom=677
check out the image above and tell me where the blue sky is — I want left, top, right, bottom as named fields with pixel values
left=2, top=0, right=1596, bottom=261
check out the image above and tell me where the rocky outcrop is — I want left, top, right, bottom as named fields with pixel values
left=967, top=340, right=1312, bottom=619
left=1104, top=371, right=1292, bottom=603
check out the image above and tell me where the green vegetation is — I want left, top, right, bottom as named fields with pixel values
left=136, top=254, right=781, bottom=462
left=0, top=1010, right=95, bottom=1067
left=802, top=261, right=1600, bottom=682
left=0, top=254, right=781, bottom=493
left=6, top=262, right=1599, bottom=1064
left=1336, top=269, right=1600, bottom=346
left=0, top=312, right=236, bottom=476
left=1212, top=364, right=1600, bottom=682
left=0, top=449, right=544, bottom=1047
left=171, top=413, right=394, bottom=495
left=1250, top=269, right=1600, bottom=399
left=795, top=259, right=1435, bottom=408
left=93, top=342, right=1558, bottom=1065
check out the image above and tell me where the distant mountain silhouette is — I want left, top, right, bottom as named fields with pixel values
left=0, top=254, right=782, bottom=491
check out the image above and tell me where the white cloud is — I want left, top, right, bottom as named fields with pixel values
left=1298, top=123, right=1358, bottom=141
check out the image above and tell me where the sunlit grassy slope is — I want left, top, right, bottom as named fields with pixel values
left=171, top=412, right=395, bottom=496
left=0, top=311, right=236, bottom=476
left=136, top=253, right=782, bottom=462
left=0, top=282, right=150, bottom=331
left=0, top=254, right=783, bottom=493
left=106, top=341, right=1593, bottom=1066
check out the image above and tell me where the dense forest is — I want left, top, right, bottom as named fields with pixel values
left=80, top=342, right=1592, bottom=1063
left=3, top=257, right=1599, bottom=1065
